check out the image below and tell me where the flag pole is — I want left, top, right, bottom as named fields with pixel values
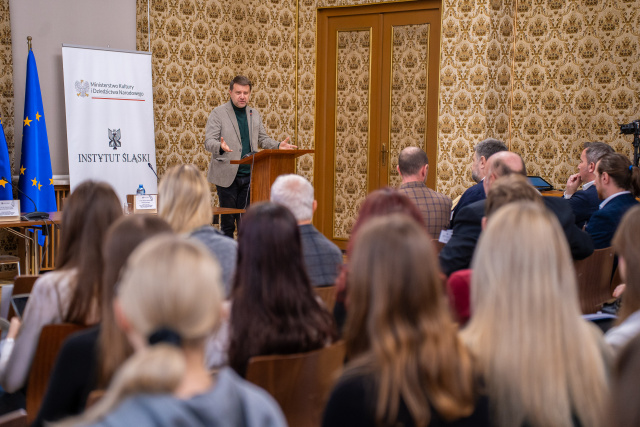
left=27, top=36, right=31, bottom=51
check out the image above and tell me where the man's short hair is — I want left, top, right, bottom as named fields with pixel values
left=270, top=174, right=314, bottom=222
left=583, top=141, right=614, bottom=165
left=491, top=153, right=527, bottom=178
left=485, top=174, right=543, bottom=218
left=229, top=75, right=252, bottom=91
left=398, top=147, right=428, bottom=176
left=474, top=138, right=508, bottom=160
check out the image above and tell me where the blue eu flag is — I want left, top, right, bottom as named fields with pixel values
left=0, top=116, right=12, bottom=200
left=18, top=50, right=57, bottom=244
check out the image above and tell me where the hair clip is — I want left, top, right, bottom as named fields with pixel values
left=148, top=328, right=182, bottom=347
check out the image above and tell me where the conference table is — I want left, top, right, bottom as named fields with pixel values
left=0, top=212, right=62, bottom=275
left=0, top=207, right=244, bottom=275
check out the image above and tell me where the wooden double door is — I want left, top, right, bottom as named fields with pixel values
left=314, top=0, right=442, bottom=249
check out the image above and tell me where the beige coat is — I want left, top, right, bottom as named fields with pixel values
left=204, top=101, right=280, bottom=187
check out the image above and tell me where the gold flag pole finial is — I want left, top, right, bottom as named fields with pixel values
left=27, top=36, right=32, bottom=51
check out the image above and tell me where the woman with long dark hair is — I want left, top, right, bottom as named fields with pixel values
left=323, top=214, right=488, bottom=427
left=0, top=181, right=121, bottom=393
left=227, top=202, right=337, bottom=377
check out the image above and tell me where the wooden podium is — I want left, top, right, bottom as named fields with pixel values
left=231, top=149, right=313, bottom=204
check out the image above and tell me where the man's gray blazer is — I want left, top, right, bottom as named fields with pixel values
left=204, top=100, right=280, bottom=187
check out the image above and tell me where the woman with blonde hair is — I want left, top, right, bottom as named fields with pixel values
left=159, top=164, right=237, bottom=294
left=323, top=214, right=489, bottom=427
left=463, top=202, right=610, bottom=427
left=605, top=205, right=640, bottom=351
left=65, top=235, right=285, bottom=426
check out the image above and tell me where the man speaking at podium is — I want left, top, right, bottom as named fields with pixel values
left=205, top=75, right=297, bottom=237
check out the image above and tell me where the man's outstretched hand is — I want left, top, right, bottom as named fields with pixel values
left=279, top=137, right=297, bottom=150
left=220, top=136, right=233, bottom=152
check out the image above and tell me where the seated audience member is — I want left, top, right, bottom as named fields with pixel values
left=61, top=236, right=287, bottom=426
left=605, top=205, right=640, bottom=351
left=396, top=146, right=452, bottom=237
left=462, top=202, right=610, bottom=427
left=586, top=153, right=640, bottom=249
left=610, top=333, right=640, bottom=427
left=227, top=202, right=337, bottom=377
left=0, top=181, right=122, bottom=394
left=270, top=174, right=343, bottom=287
left=323, top=214, right=489, bottom=427
left=450, top=138, right=507, bottom=225
left=564, top=142, right=614, bottom=228
left=447, top=174, right=542, bottom=325
left=159, top=164, right=237, bottom=295
left=334, top=188, right=426, bottom=328
left=439, top=151, right=593, bottom=276
left=32, top=215, right=172, bottom=426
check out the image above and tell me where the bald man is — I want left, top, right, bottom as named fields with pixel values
left=439, top=152, right=593, bottom=276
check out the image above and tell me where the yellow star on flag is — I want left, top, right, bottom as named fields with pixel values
left=0, top=178, right=7, bottom=188
left=31, top=177, right=37, bottom=186
left=35, top=112, right=41, bottom=121
left=23, top=117, right=32, bottom=127
left=20, top=166, right=25, bottom=175
left=49, top=178, right=54, bottom=185
left=38, top=182, right=42, bottom=190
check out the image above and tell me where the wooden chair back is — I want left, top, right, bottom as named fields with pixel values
left=0, top=409, right=27, bottom=427
left=313, top=285, right=337, bottom=313
left=574, top=247, right=615, bottom=314
left=7, top=276, right=38, bottom=320
left=26, top=324, right=86, bottom=424
left=245, top=341, right=346, bottom=427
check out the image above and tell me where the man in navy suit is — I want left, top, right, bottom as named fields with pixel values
left=440, top=151, right=594, bottom=276
left=586, top=153, right=640, bottom=249
left=450, top=138, right=507, bottom=226
left=564, top=141, right=614, bottom=228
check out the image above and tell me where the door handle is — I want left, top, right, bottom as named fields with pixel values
left=381, top=143, right=387, bottom=166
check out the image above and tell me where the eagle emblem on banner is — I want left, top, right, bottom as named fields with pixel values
left=108, top=128, right=122, bottom=150
left=74, top=80, right=89, bottom=97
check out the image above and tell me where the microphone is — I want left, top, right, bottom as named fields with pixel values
left=2, top=177, right=49, bottom=220
left=147, top=162, right=158, bottom=179
left=242, top=151, right=258, bottom=159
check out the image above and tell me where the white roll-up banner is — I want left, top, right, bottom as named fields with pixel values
left=62, top=45, right=157, bottom=204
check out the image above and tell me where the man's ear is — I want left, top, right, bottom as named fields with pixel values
left=481, top=216, right=487, bottom=231
left=479, top=155, right=487, bottom=169
left=587, top=162, right=596, bottom=173
left=312, top=199, right=317, bottom=214
left=601, top=171, right=610, bottom=185
left=422, top=164, right=429, bottom=180
left=396, top=165, right=402, bottom=176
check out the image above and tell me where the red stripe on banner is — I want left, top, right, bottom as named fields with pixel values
left=91, top=97, right=145, bottom=101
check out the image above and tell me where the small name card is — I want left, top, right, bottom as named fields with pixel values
left=0, top=200, right=20, bottom=222
left=135, top=194, right=157, bottom=211
left=439, top=229, right=453, bottom=244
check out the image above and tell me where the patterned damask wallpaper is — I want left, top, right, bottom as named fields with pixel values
left=0, top=0, right=18, bottom=257
left=137, top=0, right=640, bottom=203
left=334, top=30, right=371, bottom=239
left=135, top=0, right=297, bottom=204
left=388, top=23, right=430, bottom=188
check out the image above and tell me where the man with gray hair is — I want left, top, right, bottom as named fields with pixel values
left=450, top=138, right=508, bottom=225
left=396, top=147, right=452, bottom=237
left=271, top=174, right=343, bottom=287
left=564, top=141, right=614, bottom=228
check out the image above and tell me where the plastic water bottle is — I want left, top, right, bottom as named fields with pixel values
left=136, top=184, right=145, bottom=195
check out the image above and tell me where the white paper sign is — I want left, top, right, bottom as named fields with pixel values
left=135, top=194, right=157, bottom=211
left=62, top=45, right=158, bottom=204
left=439, top=229, right=453, bottom=244
left=0, top=200, right=20, bottom=218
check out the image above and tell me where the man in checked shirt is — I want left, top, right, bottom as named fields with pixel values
left=397, top=147, right=452, bottom=238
